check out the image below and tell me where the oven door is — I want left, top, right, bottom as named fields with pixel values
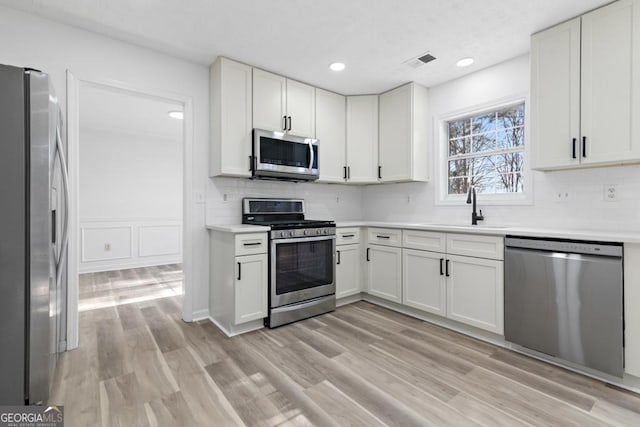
left=270, top=235, right=335, bottom=307
left=253, top=129, right=319, bottom=180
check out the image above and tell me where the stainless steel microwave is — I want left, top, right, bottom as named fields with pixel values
left=252, top=129, right=319, bottom=181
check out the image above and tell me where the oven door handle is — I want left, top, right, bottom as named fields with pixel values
left=272, top=235, right=336, bottom=244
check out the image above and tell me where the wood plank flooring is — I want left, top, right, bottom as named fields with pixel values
left=52, top=268, right=640, bottom=426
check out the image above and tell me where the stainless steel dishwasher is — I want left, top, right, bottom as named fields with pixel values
left=505, top=237, right=623, bottom=377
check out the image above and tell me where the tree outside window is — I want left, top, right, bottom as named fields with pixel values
left=447, top=103, right=525, bottom=195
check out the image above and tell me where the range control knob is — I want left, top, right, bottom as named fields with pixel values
left=280, top=231, right=285, bottom=238
left=289, top=231, right=294, bottom=237
left=316, top=229, right=321, bottom=235
left=304, top=230, right=309, bottom=236
left=323, top=229, right=329, bottom=235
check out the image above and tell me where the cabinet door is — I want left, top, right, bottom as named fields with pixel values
left=367, top=245, right=402, bottom=303
left=235, top=254, right=268, bottom=324
left=379, top=84, right=412, bottom=182
left=209, top=57, right=253, bottom=177
left=253, top=68, right=286, bottom=132
left=581, top=0, right=640, bottom=165
left=336, top=244, right=361, bottom=299
left=346, top=95, right=379, bottom=183
left=286, top=79, right=316, bottom=137
left=402, top=249, right=446, bottom=316
left=316, top=88, right=347, bottom=183
left=446, top=255, right=504, bottom=334
left=530, top=18, right=581, bottom=170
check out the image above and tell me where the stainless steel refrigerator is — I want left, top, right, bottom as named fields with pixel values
left=0, top=64, right=69, bottom=404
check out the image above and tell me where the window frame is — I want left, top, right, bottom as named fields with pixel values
left=435, top=95, right=532, bottom=206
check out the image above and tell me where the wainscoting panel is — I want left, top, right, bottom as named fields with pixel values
left=139, top=225, right=181, bottom=257
left=81, top=226, right=132, bottom=262
left=79, top=218, right=182, bottom=273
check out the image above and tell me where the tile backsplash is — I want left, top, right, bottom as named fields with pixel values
left=363, top=164, right=640, bottom=232
left=206, top=177, right=364, bottom=224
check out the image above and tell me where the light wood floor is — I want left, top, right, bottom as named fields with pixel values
left=52, top=270, right=640, bottom=426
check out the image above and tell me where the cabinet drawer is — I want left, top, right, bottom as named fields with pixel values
left=337, top=228, right=361, bottom=245
left=235, top=233, right=268, bottom=256
left=403, top=229, right=446, bottom=252
left=446, top=233, right=504, bottom=260
left=367, top=227, right=402, bottom=247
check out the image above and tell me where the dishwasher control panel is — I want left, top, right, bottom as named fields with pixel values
left=505, top=236, right=622, bottom=257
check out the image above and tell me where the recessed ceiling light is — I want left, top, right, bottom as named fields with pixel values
left=329, top=62, right=346, bottom=72
left=168, top=111, right=183, bottom=120
left=456, top=57, right=475, bottom=68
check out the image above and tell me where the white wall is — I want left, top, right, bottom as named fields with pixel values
left=0, top=5, right=210, bottom=318
left=364, top=54, right=640, bottom=232
left=79, top=128, right=182, bottom=272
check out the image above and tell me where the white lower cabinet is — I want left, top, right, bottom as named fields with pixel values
left=402, top=249, right=446, bottom=316
left=446, top=255, right=504, bottom=335
left=234, top=253, right=268, bottom=324
left=209, top=230, right=268, bottom=336
left=367, top=244, right=402, bottom=303
left=335, top=244, right=362, bottom=299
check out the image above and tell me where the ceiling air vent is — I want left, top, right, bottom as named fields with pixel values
left=404, top=52, right=437, bottom=69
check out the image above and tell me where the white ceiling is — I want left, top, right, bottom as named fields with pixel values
left=1, top=0, right=611, bottom=94
left=79, top=84, right=183, bottom=142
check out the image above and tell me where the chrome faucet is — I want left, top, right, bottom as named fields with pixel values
left=466, top=186, right=484, bottom=225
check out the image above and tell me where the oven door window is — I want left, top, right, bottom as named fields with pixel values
left=260, top=137, right=312, bottom=168
left=275, top=239, right=333, bottom=294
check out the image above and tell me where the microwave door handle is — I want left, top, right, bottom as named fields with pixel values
left=308, top=141, right=314, bottom=170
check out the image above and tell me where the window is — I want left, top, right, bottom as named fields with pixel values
left=447, top=102, right=525, bottom=195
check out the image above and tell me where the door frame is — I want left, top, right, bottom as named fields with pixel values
left=65, top=70, right=195, bottom=349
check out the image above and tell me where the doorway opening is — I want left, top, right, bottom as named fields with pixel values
left=76, top=85, right=184, bottom=315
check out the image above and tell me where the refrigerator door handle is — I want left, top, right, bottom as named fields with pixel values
left=54, top=121, right=69, bottom=286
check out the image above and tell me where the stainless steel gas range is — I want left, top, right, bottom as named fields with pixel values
left=242, top=198, right=336, bottom=327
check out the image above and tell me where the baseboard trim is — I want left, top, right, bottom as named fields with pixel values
left=79, top=258, right=181, bottom=274
left=190, top=309, right=210, bottom=322
left=208, top=316, right=264, bottom=338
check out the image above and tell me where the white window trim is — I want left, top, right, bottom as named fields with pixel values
left=434, top=94, right=533, bottom=206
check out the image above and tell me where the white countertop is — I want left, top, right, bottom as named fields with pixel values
left=336, top=221, right=639, bottom=243
left=206, top=224, right=270, bottom=233
left=207, top=221, right=639, bottom=243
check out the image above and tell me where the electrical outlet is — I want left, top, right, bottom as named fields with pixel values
left=604, top=184, right=618, bottom=202
left=195, top=191, right=205, bottom=204
left=104, top=243, right=111, bottom=251
left=223, top=193, right=228, bottom=202
left=407, top=195, right=412, bottom=204
left=555, top=190, right=570, bottom=202
left=335, top=196, right=340, bottom=204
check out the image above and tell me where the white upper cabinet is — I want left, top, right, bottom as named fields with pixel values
left=378, top=83, right=429, bottom=182
left=581, top=0, right=640, bottom=165
left=252, top=68, right=287, bottom=133
left=531, top=0, right=640, bottom=170
left=346, top=95, right=379, bottom=183
left=530, top=18, right=581, bottom=170
left=209, top=57, right=253, bottom=177
left=252, top=68, right=315, bottom=137
left=316, top=88, right=346, bottom=182
left=286, top=79, right=316, bottom=137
